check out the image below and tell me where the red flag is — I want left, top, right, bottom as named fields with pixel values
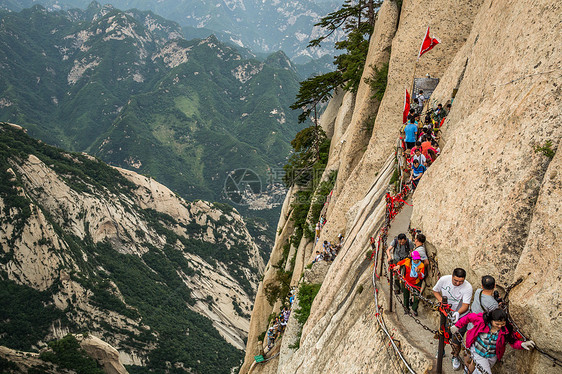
left=418, top=26, right=440, bottom=59
left=402, top=89, right=410, bottom=124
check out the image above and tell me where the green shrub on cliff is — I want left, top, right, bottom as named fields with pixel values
left=294, top=283, right=322, bottom=326
left=40, top=335, right=103, bottom=374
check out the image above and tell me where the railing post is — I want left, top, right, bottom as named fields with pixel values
left=436, top=296, right=448, bottom=374
left=378, top=245, right=384, bottom=278
left=388, top=265, right=394, bottom=312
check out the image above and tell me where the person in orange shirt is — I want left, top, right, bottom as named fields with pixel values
left=396, top=251, right=425, bottom=316
left=421, top=135, right=439, bottom=163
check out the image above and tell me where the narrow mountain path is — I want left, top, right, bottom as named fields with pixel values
left=379, top=197, right=456, bottom=373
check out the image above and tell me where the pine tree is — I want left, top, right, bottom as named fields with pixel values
left=291, top=0, right=381, bottom=124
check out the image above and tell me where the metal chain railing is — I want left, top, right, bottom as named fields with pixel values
left=366, top=115, right=562, bottom=373
left=368, top=178, right=562, bottom=374
left=390, top=286, right=438, bottom=335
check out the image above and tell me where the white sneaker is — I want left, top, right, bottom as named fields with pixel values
left=452, top=356, right=462, bottom=371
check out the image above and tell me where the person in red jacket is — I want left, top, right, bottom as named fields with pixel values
left=396, top=251, right=425, bottom=316
left=451, top=309, right=535, bottom=373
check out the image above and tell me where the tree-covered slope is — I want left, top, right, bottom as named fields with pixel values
left=0, top=4, right=303, bottom=205
left=0, top=122, right=265, bottom=372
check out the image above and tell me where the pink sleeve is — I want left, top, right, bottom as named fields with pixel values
left=455, top=313, right=481, bottom=329
left=510, top=340, right=524, bottom=350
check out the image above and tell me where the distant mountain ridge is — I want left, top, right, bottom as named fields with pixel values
left=0, top=0, right=343, bottom=62
left=0, top=4, right=304, bottom=208
left=0, top=122, right=265, bottom=372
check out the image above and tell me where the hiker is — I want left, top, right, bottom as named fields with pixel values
left=281, top=305, right=291, bottom=323
left=407, top=108, right=416, bottom=123
left=386, top=233, right=415, bottom=293
left=417, top=90, right=426, bottom=110
left=414, top=113, right=422, bottom=129
left=468, top=275, right=501, bottom=329
left=451, top=309, right=535, bottom=374
left=413, top=233, right=429, bottom=269
left=431, top=138, right=441, bottom=154
left=267, top=326, right=275, bottom=348
left=472, top=275, right=500, bottom=314
left=410, top=159, right=426, bottom=190
left=433, top=103, right=446, bottom=123
left=312, top=251, right=323, bottom=264
left=315, top=222, right=320, bottom=239
left=449, top=275, right=501, bottom=368
left=411, top=98, right=420, bottom=114
left=278, top=316, right=287, bottom=333
left=432, top=268, right=473, bottom=370
left=410, top=140, right=422, bottom=156
left=412, top=147, right=427, bottom=167
left=396, top=250, right=425, bottom=316
left=421, top=136, right=438, bottom=164
left=404, top=119, right=418, bottom=150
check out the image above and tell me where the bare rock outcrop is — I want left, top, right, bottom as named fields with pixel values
left=410, top=1, right=561, bottom=371
left=78, top=334, right=128, bottom=374
left=240, top=189, right=298, bottom=374
left=0, top=346, right=62, bottom=373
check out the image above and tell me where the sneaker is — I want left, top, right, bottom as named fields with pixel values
left=403, top=307, right=410, bottom=315
left=412, top=311, right=418, bottom=316
left=452, top=356, right=462, bottom=371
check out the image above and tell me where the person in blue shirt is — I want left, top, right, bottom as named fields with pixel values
left=410, top=159, right=426, bottom=189
left=404, top=119, right=418, bottom=150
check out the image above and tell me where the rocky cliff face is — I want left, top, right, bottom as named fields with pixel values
left=242, top=0, right=561, bottom=373
left=0, top=123, right=264, bottom=373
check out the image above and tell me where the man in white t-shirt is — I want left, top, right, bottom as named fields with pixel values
left=432, top=268, right=473, bottom=371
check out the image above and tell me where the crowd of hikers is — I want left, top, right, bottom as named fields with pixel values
left=258, top=93, right=541, bottom=374
left=266, top=304, right=293, bottom=350
left=401, top=91, right=447, bottom=190
left=388, top=230, right=535, bottom=373
left=312, top=235, right=344, bottom=264
left=385, top=93, right=536, bottom=373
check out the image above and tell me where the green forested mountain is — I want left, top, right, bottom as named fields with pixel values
left=0, top=123, right=265, bottom=372
left=0, top=3, right=303, bottom=205
left=0, top=0, right=342, bottom=63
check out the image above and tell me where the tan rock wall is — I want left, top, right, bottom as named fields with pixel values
left=79, top=334, right=128, bottom=374
left=240, top=189, right=298, bottom=374
left=410, top=0, right=561, bottom=314
left=409, top=0, right=562, bottom=372
left=510, top=142, right=562, bottom=373
left=321, top=0, right=483, bottom=249
left=319, top=87, right=346, bottom=139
